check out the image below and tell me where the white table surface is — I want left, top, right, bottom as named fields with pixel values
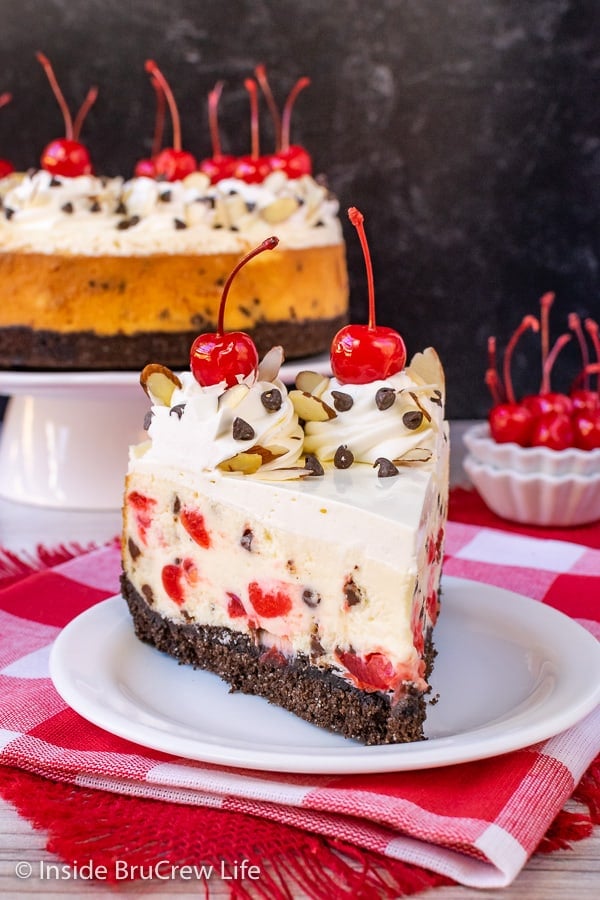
left=0, top=420, right=598, bottom=899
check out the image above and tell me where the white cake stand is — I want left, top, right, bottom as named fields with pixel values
left=0, top=354, right=331, bottom=511
left=0, top=371, right=149, bottom=510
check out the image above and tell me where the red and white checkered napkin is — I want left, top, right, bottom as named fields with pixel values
left=0, top=522, right=599, bottom=889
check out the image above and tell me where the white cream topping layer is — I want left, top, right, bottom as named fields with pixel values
left=0, top=169, right=342, bottom=255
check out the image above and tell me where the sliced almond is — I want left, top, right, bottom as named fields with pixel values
left=289, top=390, right=337, bottom=422
left=140, top=364, right=182, bottom=406
left=218, top=383, right=250, bottom=410
left=405, top=347, right=445, bottom=397
left=247, top=445, right=284, bottom=465
left=260, top=195, right=299, bottom=224
left=258, top=345, right=284, bottom=382
left=295, top=370, right=329, bottom=398
left=219, top=452, right=263, bottom=474
left=253, top=467, right=311, bottom=482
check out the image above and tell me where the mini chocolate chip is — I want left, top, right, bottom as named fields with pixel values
left=116, top=218, right=131, bottom=230
left=128, top=537, right=141, bottom=559
left=334, top=445, right=354, bottom=469
left=331, top=390, right=353, bottom=412
left=143, top=409, right=154, bottom=430
left=402, top=410, right=424, bottom=430
left=302, top=587, right=321, bottom=608
left=232, top=417, right=255, bottom=441
left=310, top=631, right=325, bottom=659
left=170, top=403, right=186, bottom=419
left=374, top=457, right=399, bottom=478
left=173, top=495, right=181, bottom=515
left=61, top=202, right=74, bottom=214
left=430, top=389, right=443, bottom=406
left=49, top=176, right=61, bottom=187
left=4, top=207, right=14, bottom=220
left=141, top=584, right=154, bottom=605
left=129, top=215, right=140, bottom=227
left=261, top=388, right=282, bottom=411
left=159, top=190, right=172, bottom=202
left=115, top=200, right=127, bottom=215
left=304, top=454, right=324, bottom=476
left=375, top=387, right=396, bottom=410
left=174, top=218, right=187, bottom=230
left=240, top=527, right=253, bottom=551
left=344, top=576, right=363, bottom=607
left=89, top=199, right=101, bottom=212
left=246, top=201, right=256, bottom=212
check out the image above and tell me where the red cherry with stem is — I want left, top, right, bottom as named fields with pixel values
left=487, top=314, right=539, bottom=445
left=330, top=207, right=406, bottom=384
left=270, top=76, right=312, bottom=177
left=190, top=236, right=279, bottom=387
left=572, top=408, right=600, bottom=450
left=0, top=92, right=15, bottom=177
left=36, top=52, right=96, bottom=177
left=234, top=78, right=271, bottom=183
left=571, top=317, right=600, bottom=413
left=488, top=402, right=535, bottom=446
left=134, top=75, right=166, bottom=178
left=144, top=60, right=196, bottom=181
left=523, top=332, right=573, bottom=417
left=198, top=81, right=237, bottom=183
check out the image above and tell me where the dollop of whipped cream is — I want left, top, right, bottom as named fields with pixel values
left=302, top=350, right=446, bottom=467
left=0, top=168, right=342, bottom=255
left=143, top=348, right=305, bottom=478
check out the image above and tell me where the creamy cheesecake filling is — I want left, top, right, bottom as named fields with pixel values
left=0, top=169, right=342, bottom=255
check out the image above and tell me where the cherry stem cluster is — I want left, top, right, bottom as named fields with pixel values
left=208, top=81, right=225, bottom=159
left=254, top=64, right=282, bottom=150
left=253, top=65, right=310, bottom=152
left=348, top=207, right=376, bottom=331
left=541, top=333, right=571, bottom=394
left=36, top=52, right=97, bottom=142
left=217, top=237, right=279, bottom=335
left=502, top=315, right=539, bottom=405
left=244, top=78, right=260, bottom=159
left=485, top=336, right=504, bottom=405
left=145, top=60, right=182, bottom=152
left=569, top=313, right=589, bottom=390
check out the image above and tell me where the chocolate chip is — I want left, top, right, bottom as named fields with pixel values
left=232, top=417, right=255, bottom=441
left=174, top=218, right=187, bottom=230
left=261, top=388, right=282, bottom=411
left=143, top=410, right=154, bottom=430
left=141, top=584, right=154, bottom=605
left=173, top=495, right=181, bottom=515
left=159, top=190, right=172, bottom=202
left=89, top=199, right=101, bottom=212
left=334, top=445, right=354, bottom=469
left=431, top=389, right=443, bottom=406
left=331, top=390, right=353, bottom=412
left=49, top=176, right=61, bottom=187
left=374, top=457, right=399, bottom=478
left=375, top=387, right=396, bottom=410
left=302, top=587, right=321, bottom=608
left=310, top=630, right=325, bottom=659
left=240, top=527, right=253, bottom=551
left=61, top=202, right=74, bottom=214
left=169, top=403, right=186, bottom=419
left=128, top=537, right=141, bottom=559
left=402, top=410, right=424, bottom=430
left=304, top=454, right=324, bottom=476
left=344, top=576, right=363, bottom=607
left=115, top=200, right=127, bottom=215
left=4, top=207, right=14, bottom=220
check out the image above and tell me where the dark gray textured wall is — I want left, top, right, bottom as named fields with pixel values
left=1, top=0, right=599, bottom=418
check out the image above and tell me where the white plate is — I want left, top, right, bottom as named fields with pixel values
left=49, top=576, right=600, bottom=774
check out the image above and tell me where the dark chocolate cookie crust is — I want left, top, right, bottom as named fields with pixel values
left=121, top=573, right=436, bottom=746
left=0, top=314, right=347, bottom=370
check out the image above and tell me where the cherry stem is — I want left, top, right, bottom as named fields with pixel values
left=485, top=336, right=505, bottom=404
left=145, top=60, right=182, bottom=152
left=244, top=78, right=260, bottom=159
left=254, top=64, right=282, bottom=151
left=281, top=77, right=310, bottom=152
left=72, top=86, right=98, bottom=141
left=36, top=52, right=74, bottom=140
left=569, top=313, right=590, bottom=391
left=0, top=93, right=11, bottom=110
left=150, top=76, right=166, bottom=158
left=217, top=237, right=279, bottom=335
left=585, top=318, right=600, bottom=394
left=503, top=315, right=539, bottom=405
left=208, top=81, right=225, bottom=158
left=348, top=207, right=376, bottom=331
left=539, top=291, right=554, bottom=377
left=541, top=333, right=571, bottom=394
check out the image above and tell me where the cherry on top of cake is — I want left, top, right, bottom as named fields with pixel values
left=486, top=292, right=600, bottom=451
left=36, top=52, right=98, bottom=178
left=0, top=92, right=15, bottom=178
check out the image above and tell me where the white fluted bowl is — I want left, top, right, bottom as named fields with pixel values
left=463, top=454, right=600, bottom=526
left=463, top=423, right=600, bottom=478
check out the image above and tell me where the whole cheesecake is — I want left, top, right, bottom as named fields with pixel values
left=0, top=169, right=348, bottom=369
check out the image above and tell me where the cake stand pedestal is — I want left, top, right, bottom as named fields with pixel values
left=0, top=372, right=148, bottom=510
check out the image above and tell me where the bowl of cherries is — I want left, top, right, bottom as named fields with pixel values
left=463, top=293, right=600, bottom=527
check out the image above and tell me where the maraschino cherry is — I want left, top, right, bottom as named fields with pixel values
left=521, top=293, right=573, bottom=420
left=234, top=78, right=271, bottom=184
left=36, top=52, right=97, bottom=177
left=144, top=60, right=196, bottom=181
left=330, top=207, right=406, bottom=384
left=487, top=315, right=539, bottom=445
left=572, top=318, right=600, bottom=450
left=0, top=92, right=15, bottom=178
left=134, top=75, right=166, bottom=178
left=198, top=81, right=236, bottom=183
left=255, top=66, right=312, bottom=178
left=190, top=236, right=279, bottom=387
